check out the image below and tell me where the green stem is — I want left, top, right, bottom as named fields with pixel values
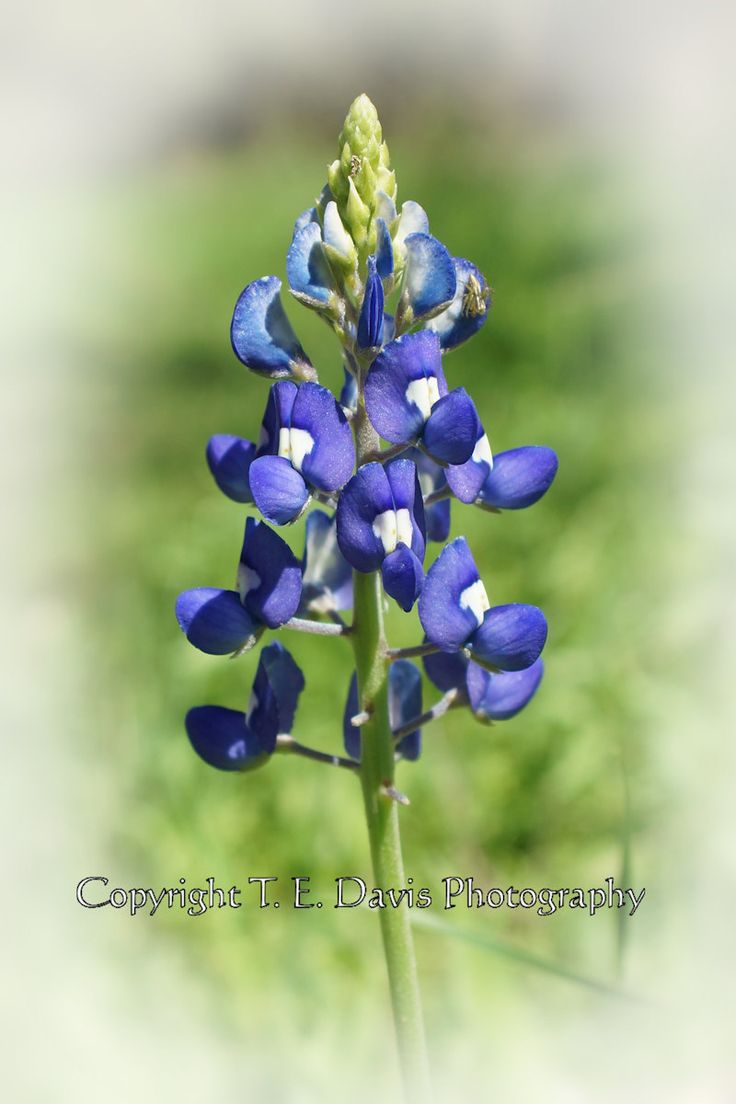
left=351, top=400, right=432, bottom=1102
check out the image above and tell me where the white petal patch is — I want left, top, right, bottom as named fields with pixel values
left=393, top=201, right=429, bottom=250
left=237, top=563, right=261, bottom=604
left=472, top=433, right=494, bottom=469
left=405, top=376, right=440, bottom=421
left=460, top=579, right=490, bottom=628
left=372, top=509, right=398, bottom=554
left=323, top=201, right=353, bottom=259
left=395, top=508, right=412, bottom=547
left=372, top=507, right=413, bottom=554
left=278, top=426, right=315, bottom=473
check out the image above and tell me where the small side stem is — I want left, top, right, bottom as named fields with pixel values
left=275, top=734, right=358, bottom=772
left=282, top=616, right=349, bottom=637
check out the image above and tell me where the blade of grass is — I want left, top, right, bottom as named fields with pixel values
left=411, top=912, right=639, bottom=1000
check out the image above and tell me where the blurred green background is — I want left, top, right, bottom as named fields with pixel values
left=68, top=106, right=675, bottom=1083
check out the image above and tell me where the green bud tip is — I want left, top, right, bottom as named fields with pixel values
left=330, top=94, right=396, bottom=264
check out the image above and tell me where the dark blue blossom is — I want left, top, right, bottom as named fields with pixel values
left=186, top=642, right=304, bottom=771
left=424, top=649, right=544, bottom=723
left=206, top=434, right=257, bottom=504
left=364, top=331, right=482, bottom=465
left=175, top=517, right=302, bottom=654
left=336, top=459, right=425, bottom=611
left=248, top=380, right=355, bottom=524
left=418, top=537, right=547, bottom=671
left=343, top=660, right=422, bottom=762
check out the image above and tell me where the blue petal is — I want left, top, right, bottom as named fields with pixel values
left=469, top=604, right=548, bottom=672
left=300, top=509, right=353, bottom=614
left=293, top=207, right=318, bottom=233
left=339, top=366, right=359, bottom=413
left=418, top=537, right=485, bottom=651
left=466, top=658, right=543, bottom=722
left=287, top=221, right=335, bottom=308
left=206, top=434, right=256, bottom=503
left=445, top=428, right=493, bottom=503
left=409, top=448, right=450, bottom=541
left=422, top=648, right=469, bottom=692
left=389, top=660, right=422, bottom=761
left=175, top=588, right=261, bottom=655
left=426, top=498, right=451, bottom=542
left=258, top=380, right=298, bottom=454
left=249, top=455, right=310, bottom=525
left=357, top=255, right=385, bottom=350
left=385, top=458, right=426, bottom=561
left=477, top=446, right=559, bottom=510
left=257, top=640, right=305, bottom=735
left=421, top=388, right=481, bottom=465
left=238, top=517, right=302, bottom=627
left=364, top=331, right=448, bottom=445
left=336, top=462, right=393, bottom=573
left=342, top=673, right=361, bottom=760
left=375, top=217, right=394, bottom=278
left=292, top=382, right=355, bottom=493
left=231, top=276, right=313, bottom=380
left=401, top=233, right=456, bottom=322
left=426, top=257, right=491, bottom=350
left=381, top=544, right=424, bottom=612
left=186, top=706, right=272, bottom=772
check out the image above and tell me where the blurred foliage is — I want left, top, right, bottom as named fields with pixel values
left=69, top=113, right=675, bottom=1054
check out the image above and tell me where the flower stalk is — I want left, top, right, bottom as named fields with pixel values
left=351, top=403, right=433, bottom=1101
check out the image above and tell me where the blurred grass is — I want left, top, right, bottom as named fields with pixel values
left=67, top=113, right=676, bottom=1048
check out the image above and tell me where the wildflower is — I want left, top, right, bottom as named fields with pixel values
left=418, top=537, right=547, bottom=671
left=175, top=518, right=302, bottom=655
left=248, top=380, right=355, bottom=525
left=364, top=331, right=482, bottom=465
left=186, top=642, right=304, bottom=770
left=336, top=459, right=425, bottom=611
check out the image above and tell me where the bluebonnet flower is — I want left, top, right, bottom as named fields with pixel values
left=186, top=642, right=304, bottom=771
left=364, top=331, right=482, bottom=465
left=299, top=509, right=352, bottom=615
left=343, top=660, right=422, bottom=762
left=423, top=649, right=544, bottom=724
left=418, top=537, right=547, bottom=671
left=205, top=380, right=355, bottom=515
left=336, top=459, right=425, bottom=611
left=248, top=380, right=355, bottom=525
left=175, top=517, right=302, bottom=654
